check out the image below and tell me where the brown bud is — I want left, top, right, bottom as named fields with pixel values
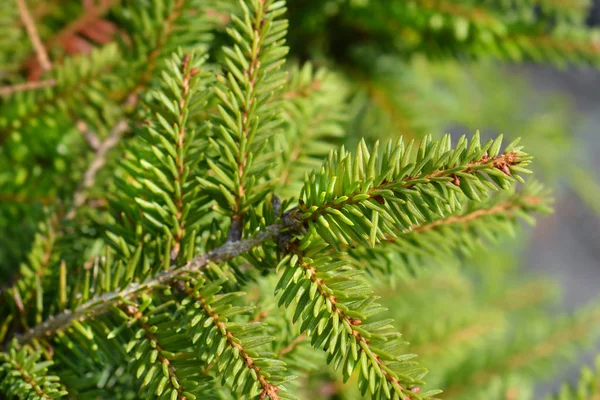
left=452, top=174, right=461, bottom=186
left=373, top=195, right=386, bottom=204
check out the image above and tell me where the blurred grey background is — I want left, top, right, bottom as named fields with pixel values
left=524, top=65, right=600, bottom=394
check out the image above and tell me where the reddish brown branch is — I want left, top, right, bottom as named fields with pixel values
left=24, top=0, right=117, bottom=81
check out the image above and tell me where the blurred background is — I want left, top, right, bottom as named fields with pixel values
left=524, top=66, right=600, bottom=395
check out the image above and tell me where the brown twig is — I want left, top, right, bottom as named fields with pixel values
left=76, top=121, right=101, bottom=151
left=17, top=0, right=52, bottom=72
left=0, top=79, right=56, bottom=97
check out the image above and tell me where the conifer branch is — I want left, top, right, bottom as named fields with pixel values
left=17, top=0, right=52, bottom=73
left=13, top=222, right=294, bottom=345
left=0, top=343, right=67, bottom=399
left=412, top=320, right=497, bottom=357
left=276, top=238, right=434, bottom=398
left=297, top=253, right=422, bottom=398
left=183, top=286, right=281, bottom=399
left=136, top=0, right=186, bottom=91
left=170, top=54, right=198, bottom=260
left=278, top=334, right=307, bottom=357
left=227, top=1, right=272, bottom=242
left=303, top=151, right=522, bottom=222
left=207, top=0, right=289, bottom=242
left=300, top=134, right=532, bottom=250
left=410, top=281, right=552, bottom=357
left=121, top=304, right=190, bottom=399
left=1, top=355, right=52, bottom=399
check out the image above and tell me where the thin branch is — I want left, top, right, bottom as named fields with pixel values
left=0, top=79, right=56, bottom=97
left=65, top=120, right=129, bottom=220
left=76, top=121, right=101, bottom=151
left=0, top=192, right=55, bottom=205
left=409, top=195, right=542, bottom=235
left=278, top=334, right=307, bottom=357
left=13, top=220, right=300, bottom=345
left=17, top=0, right=52, bottom=72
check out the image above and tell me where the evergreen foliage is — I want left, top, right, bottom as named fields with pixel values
left=1, top=0, right=600, bottom=399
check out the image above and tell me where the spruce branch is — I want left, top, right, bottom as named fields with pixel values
left=410, top=195, right=541, bottom=234
left=206, top=0, right=288, bottom=242
left=275, top=234, right=439, bottom=399
left=118, top=301, right=209, bottom=399
left=346, top=182, right=550, bottom=276
left=12, top=222, right=296, bottom=345
left=181, top=281, right=283, bottom=399
left=135, top=0, right=186, bottom=91
left=0, top=44, right=122, bottom=144
left=299, top=133, right=532, bottom=249
left=0, top=342, right=67, bottom=399
left=275, top=65, right=346, bottom=195
left=17, top=0, right=52, bottom=73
